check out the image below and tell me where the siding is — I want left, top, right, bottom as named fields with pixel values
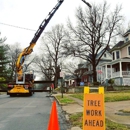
left=121, top=46, right=128, bottom=58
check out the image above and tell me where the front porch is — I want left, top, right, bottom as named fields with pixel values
left=112, top=71, right=130, bottom=78
left=99, top=58, right=130, bottom=85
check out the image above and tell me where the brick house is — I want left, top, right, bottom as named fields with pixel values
left=74, top=63, right=88, bottom=86
left=71, top=48, right=112, bottom=86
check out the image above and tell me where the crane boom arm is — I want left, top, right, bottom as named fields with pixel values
left=81, top=0, right=91, bottom=8
left=16, top=0, right=64, bottom=74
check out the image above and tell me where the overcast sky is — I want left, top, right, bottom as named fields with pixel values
left=0, top=0, right=130, bottom=52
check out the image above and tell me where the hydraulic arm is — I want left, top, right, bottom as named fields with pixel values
left=6, top=0, right=91, bottom=96
left=16, top=0, right=91, bottom=76
left=81, top=0, right=91, bottom=8
left=16, top=0, right=64, bottom=76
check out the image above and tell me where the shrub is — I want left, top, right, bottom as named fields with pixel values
left=108, top=79, right=114, bottom=86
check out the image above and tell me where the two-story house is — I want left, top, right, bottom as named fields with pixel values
left=100, top=29, right=130, bottom=86
left=74, top=63, right=88, bottom=86
left=83, top=48, right=112, bottom=84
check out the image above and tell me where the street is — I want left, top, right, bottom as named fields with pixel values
left=0, top=93, right=69, bottom=130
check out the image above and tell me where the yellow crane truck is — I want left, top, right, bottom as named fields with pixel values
left=6, top=0, right=91, bottom=96
left=7, top=0, right=64, bottom=96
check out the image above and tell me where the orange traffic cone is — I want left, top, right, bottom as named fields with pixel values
left=47, top=101, right=60, bottom=130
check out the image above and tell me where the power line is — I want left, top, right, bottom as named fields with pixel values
left=0, top=22, right=36, bottom=31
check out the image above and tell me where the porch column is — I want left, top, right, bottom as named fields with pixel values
left=119, top=61, right=122, bottom=77
left=105, top=64, right=108, bottom=79
left=110, top=64, right=112, bottom=78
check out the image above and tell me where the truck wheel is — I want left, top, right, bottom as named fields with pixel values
left=29, top=91, right=32, bottom=96
left=30, top=92, right=32, bottom=96
left=10, top=94, right=14, bottom=97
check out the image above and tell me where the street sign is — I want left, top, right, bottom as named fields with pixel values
left=83, top=87, right=105, bottom=130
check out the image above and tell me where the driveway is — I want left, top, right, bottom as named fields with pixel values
left=105, top=100, right=130, bottom=125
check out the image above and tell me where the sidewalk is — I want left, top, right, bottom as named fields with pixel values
left=53, top=93, right=130, bottom=129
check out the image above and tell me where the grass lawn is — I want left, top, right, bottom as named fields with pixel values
left=56, top=95, right=76, bottom=105
left=55, top=91, right=130, bottom=130
left=69, top=112, right=130, bottom=130
left=69, top=90, right=130, bottom=102
left=105, top=91, right=130, bottom=102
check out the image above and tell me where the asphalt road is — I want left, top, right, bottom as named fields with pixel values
left=0, top=93, right=70, bottom=130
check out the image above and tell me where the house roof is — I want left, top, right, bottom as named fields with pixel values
left=110, top=29, right=130, bottom=52
left=64, top=75, right=76, bottom=80
left=110, top=40, right=130, bottom=53
left=112, top=41, right=124, bottom=48
left=80, top=62, right=88, bottom=68
left=78, top=64, right=84, bottom=68
left=123, top=29, right=130, bottom=37
left=96, top=46, right=110, bottom=58
left=74, top=62, right=88, bottom=72
left=87, top=45, right=111, bottom=59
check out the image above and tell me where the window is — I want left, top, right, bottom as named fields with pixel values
left=128, top=46, right=130, bottom=56
left=116, top=51, right=120, bottom=59
left=112, top=52, right=115, bottom=60
left=127, top=64, right=130, bottom=71
left=104, top=53, right=106, bottom=57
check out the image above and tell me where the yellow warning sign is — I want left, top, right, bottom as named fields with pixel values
left=83, top=87, right=105, bottom=130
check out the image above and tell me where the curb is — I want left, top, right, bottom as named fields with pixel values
left=53, top=94, right=82, bottom=130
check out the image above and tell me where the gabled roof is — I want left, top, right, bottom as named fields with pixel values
left=80, top=62, right=88, bottom=68
left=74, top=62, right=88, bottom=72
left=88, top=45, right=111, bottom=59
left=96, top=45, right=111, bottom=59
left=109, top=29, right=130, bottom=52
left=112, top=41, right=124, bottom=48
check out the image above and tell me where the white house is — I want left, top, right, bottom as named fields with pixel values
left=100, top=29, right=130, bottom=86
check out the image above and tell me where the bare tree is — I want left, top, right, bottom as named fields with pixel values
left=7, top=43, right=22, bottom=79
left=33, top=54, right=54, bottom=81
left=63, top=60, right=87, bottom=85
left=63, top=61, right=78, bottom=75
left=63, top=1, right=123, bottom=82
left=35, top=24, right=68, bottom=88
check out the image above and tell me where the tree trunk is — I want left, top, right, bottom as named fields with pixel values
left=93, top=70, right=97, bottom=82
